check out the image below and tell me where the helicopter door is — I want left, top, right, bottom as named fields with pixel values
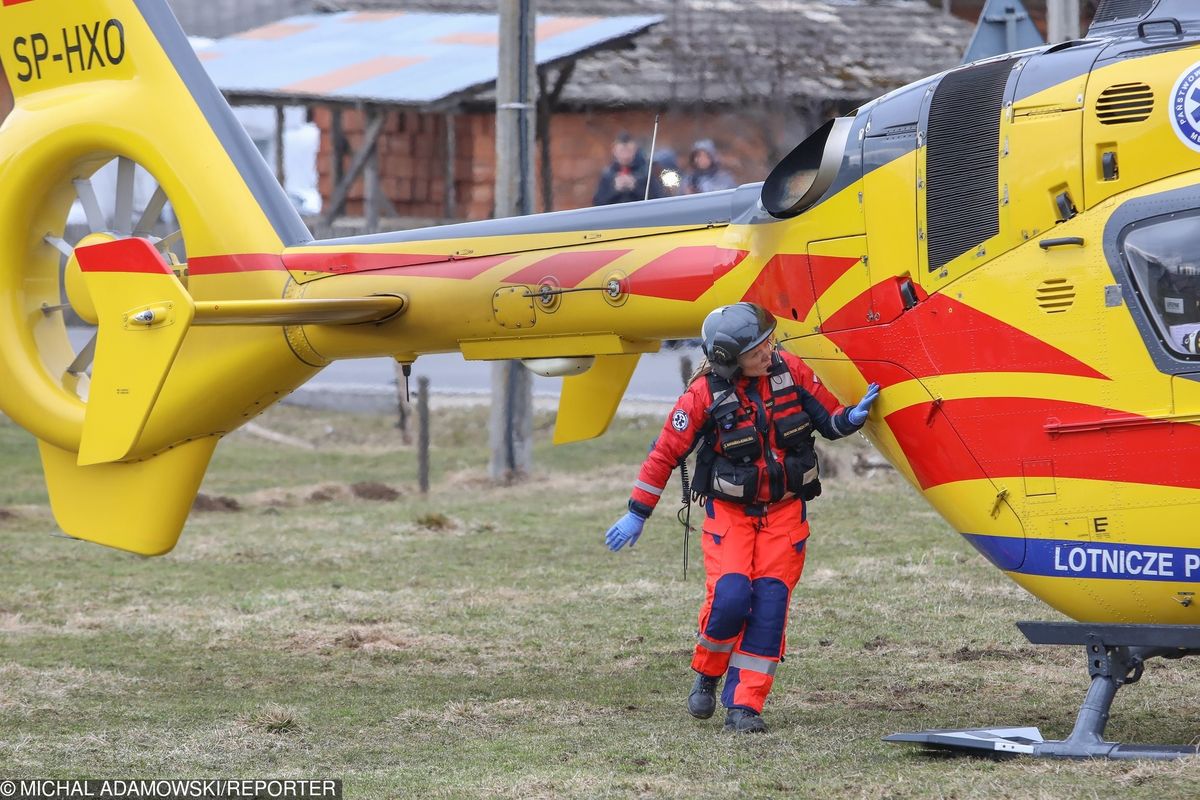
left=862, top=94, right=921, bottom=327
left=1004, top=44, right=1093, bottom=251
left=809, top=236, right=871, bottom=333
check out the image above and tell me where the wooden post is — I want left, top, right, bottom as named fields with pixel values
left=331, top=106, right=346, bottom=191
left=490, top=0, right=537, bottom=483
left=444, top=110, right=457, bottom=220
left=274, top=104, right=287, bottom=188
left=417, top=376, right=430, bottom=494
left=1047, top=0, right=1081, bottom=43
left=535, top=61, right=574, bottom=213
left=365, top=110, right=381, bottom=234
left=537, top=70, right=553, bottom=213
left=321, top=108, right=386, bottom=225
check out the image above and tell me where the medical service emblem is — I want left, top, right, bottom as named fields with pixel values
left=1170, top=61, right=1200, bottom=152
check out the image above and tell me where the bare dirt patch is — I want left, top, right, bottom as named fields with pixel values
left=241, top=482, right=403, bottom=507
left=288, top=624, right=461, bottom=656
left=945, top=645, right=1040, bottom=662
left=193, top=494, right=241, bottom=512
left=350, top=481, right=400, bottom=501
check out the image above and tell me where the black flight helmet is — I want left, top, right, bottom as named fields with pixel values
left=700, top=302, right=777, bottom=379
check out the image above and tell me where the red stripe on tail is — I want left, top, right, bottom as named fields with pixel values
left=75, top=239, right=173, bottom=275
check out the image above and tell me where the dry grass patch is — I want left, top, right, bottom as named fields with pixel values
left=0, top=664, right=133, bottom=714
left=241, top=703, right=305, bottom=735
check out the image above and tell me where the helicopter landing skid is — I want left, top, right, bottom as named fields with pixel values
left=885, top=622, right=1200, bottom=760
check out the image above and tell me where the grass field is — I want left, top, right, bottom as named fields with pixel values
left=1, top=404, right=1199, bottom=798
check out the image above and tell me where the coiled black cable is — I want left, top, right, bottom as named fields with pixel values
left=677, top=460, right=693, bottom=580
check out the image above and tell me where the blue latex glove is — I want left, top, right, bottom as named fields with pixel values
left=605, top=511, right=647, bottom=552
left=848, top=382, right=881, bottom=426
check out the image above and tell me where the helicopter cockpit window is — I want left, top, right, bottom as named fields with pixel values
left=1123, top=214, right=1200, bottom=355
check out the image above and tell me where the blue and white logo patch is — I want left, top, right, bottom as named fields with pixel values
left=671, top=410, right=689, bottom=431
left=1170, top=61, right=1200, bottom=152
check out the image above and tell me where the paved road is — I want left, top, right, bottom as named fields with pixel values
left=295, top=347, right=701, bottom=414
left=312, top=347, right=700, bottom=399
left=68, top=326, right=697, bottom=413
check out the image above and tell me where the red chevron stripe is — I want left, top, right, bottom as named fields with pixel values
left=811, top=254, right=863, bottom=301
left=741, top=254, right=817, bottom=323
left=502, top=249, right=629, bottom=288
left=189, top=254, right=286, bottom=275
left=282, top=252, right=445, bottom=274
left=625, top=246, right=748, bottom=302
left=827, top=291, right=1107, bottom=380
left=279, top=251, right=514, bottom=279
left=74, top=239, right=172, bottom=275
left=349, top=254, right=515, bottom=279
left=945, top=396, right=1200, bottom=490
left=887, top=396, right=1200, bottom=490
left=885, top=400, right=991, bottom=490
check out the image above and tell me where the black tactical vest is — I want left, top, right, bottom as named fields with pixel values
left=692, top=355, right=821, bottom=505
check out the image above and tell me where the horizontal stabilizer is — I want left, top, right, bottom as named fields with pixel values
left=554, top=354, right=641, bottom=444
left=74, top=239, right=195, bottom=466
left=884, top=727, right=1044, bottom=755
left=39, top=437, right=217, bottom=556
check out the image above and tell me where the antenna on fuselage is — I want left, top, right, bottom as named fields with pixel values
left=644, top=113, right=660, bottom=202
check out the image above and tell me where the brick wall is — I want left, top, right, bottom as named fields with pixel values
left=315, top=104, right=811, bottom=222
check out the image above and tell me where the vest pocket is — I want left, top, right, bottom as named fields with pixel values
left=709, top=458, right=760, bottom=503
left=774, top=412, right=812, bottom=449
left=784, top=450, right=821, bottom=501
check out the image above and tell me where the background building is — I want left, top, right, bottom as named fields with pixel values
left=171, top=0, right=976, bottom=225
left=305, top=0, right=973, bottom=221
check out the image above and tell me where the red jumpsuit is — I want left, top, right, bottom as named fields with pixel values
left=628, top=351, right=860, bottom=714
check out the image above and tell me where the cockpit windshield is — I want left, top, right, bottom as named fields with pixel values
left=1123, top=213, right=1200, bottom=355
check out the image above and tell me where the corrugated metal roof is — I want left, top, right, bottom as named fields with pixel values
left=200, top=10, right=662, bottom=106
left=332, top=1, right=975, bottom=108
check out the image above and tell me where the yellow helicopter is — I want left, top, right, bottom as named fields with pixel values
left=4, top=0, right=1200, bottom=759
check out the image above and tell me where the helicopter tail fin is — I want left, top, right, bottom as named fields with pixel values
left=74, top=238, right=195, bottom=467
left=39, top=437, right=216, bottom=556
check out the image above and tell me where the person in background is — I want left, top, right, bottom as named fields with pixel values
left=603, top=303, right=880, bottom=733
left=683, top=139, right=737, bottom=195
left=593, top=132, right=665, bottom=205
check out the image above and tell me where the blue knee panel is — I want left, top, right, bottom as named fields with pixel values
left=704, top=573, right=751, bottom=640
left=740, top=577, right=789, bottom=657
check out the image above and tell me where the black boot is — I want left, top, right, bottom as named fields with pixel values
left=687, top=673, right=721, bottom=719
left=724, top=707, right=767, bottom=733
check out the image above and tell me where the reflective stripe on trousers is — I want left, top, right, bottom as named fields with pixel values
left=729, top=651, right=778, bottom=676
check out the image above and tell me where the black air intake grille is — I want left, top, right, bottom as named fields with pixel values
left=925, top=59, right=1013, bottom=273
left=1092, top=0, right=1155, bottom=24
left=1096, top=83, right=1154, bottom=124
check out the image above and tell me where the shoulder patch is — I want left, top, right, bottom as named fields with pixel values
left=671, top=409, right=690, bottom=431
